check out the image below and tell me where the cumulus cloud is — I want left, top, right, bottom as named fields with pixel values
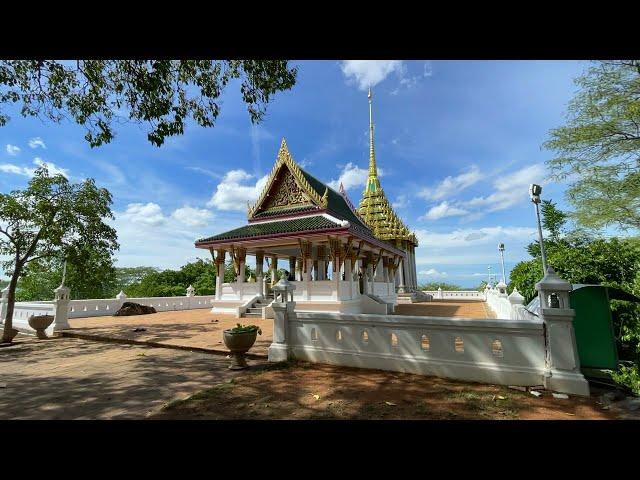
left=420, top=201, right=469, bottom=221
left=419, top=165, right=483, bottom=201
left=5, top=144, right=20, bottom=156
left=418, top=268, right=447, bottom=277
left=171, top=206, right=214, bottom=227
left=206, top=169, right=269, bottom=212
left=392, top=194, right=409, bottom=209
left=340, top=60, right=404, bottom=90
left=118, top=202, right=167, bottom=226
left=328, top=162, right=384, bottom=192
left=28, top=137, right=46, bottom=149
left=0, top=158, right=69, bottom=178
left=463, top=164, right=546, bottom=212
left=111, top=202, right=220, bottom=270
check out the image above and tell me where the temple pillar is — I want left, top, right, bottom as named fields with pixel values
left=214, top=249, right=226, bottom=300
left=288, top=256, right=296, bottom=281
left=344, top=258, right=353, bottom=299
left=317, top=245, right=326, bottom=281
left=270, top=254, right=278, bottom=287
left=304, top=258, right=312, bottom=300
left=397, top=255, right=407, bottom=294
left=255, top=251, right=264, bottom=297
left=313, top=260, right=319, bottom=281
left=296, top=257, right=303, bottom=281
left=237, top=247, right=247, bottom=283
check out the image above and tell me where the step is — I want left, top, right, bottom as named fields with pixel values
left=243, top=312, right=262, bottom=318
left=247, top=307, right=263, bottom=313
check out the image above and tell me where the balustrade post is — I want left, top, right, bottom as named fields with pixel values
left=537, top=267, right=589, bottom=396
left=52, top=284, right=71, bottom=333
left=268, top=278, right=297, bottom=362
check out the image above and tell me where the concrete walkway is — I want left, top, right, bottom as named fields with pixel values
left=0, top=337, right=267, bottom=419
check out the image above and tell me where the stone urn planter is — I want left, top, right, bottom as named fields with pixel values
left=222, top=324, right=262, bottom=370
left=28, top=314, right=55, bottom=339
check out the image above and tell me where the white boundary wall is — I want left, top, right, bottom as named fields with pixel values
left=423, top=289, right=485, bottom=300
left=270, top=307, right=547, bottom=387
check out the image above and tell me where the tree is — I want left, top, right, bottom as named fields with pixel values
left=0, top=60, right=298, bottom=147
left=0, top=166, right=118, bottom=342
left=545, top=60, right=640, bottom=231
left=417, top=282, right=464, bottom=291
left=17, top=248, right=118, bottom=301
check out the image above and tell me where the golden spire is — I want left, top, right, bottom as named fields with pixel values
left=365, top=87, right=381, bottom=194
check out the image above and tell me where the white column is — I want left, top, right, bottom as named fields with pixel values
left=343, top=258, right=353, bottom=300
left=52, top=284, right=71, bottom=333
left=304, top=258, right=313, bottom=301
left=255, top=251, right=264, bottom=297
left=397, top=257, right=406, bottom=293
left=268, top=291, right=296, bottom=363
left=537, top=268, right=590, bottom=396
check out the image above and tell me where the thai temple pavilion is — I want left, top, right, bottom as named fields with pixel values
left=195, top=89, right=423, bottom=316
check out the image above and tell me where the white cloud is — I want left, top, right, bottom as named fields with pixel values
left=0, top=164, right=28, bottom=175
left=414, top=226, right=538, bottom=266
left=206, top=169, right=269, bottom=212
left=328, top=162, right=384, bottom=192
left=28, top=137, right=46, bottom=149
left=5, top=144, right=20, bottom=156
left=171, top=206, right=214, bottom=227
left=420, top=201, right=469, bottom=221
left=419, top=165, right=483, bottom=201
left=418, top=268, right=447, bottom=277
left=33, top=157, right=69, bottom=178
left=119, top=202, right=167, bottom=226
left=0, top=158, right=68, bottom=178
left=111, top=202, right=221, bottom=270
left=340, top=60, right=404, bottom=90
left=463, top=163, right=546, bottom=212
left=392, top=194, right=409, bottom=209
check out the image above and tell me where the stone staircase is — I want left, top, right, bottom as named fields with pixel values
left=242, top=292, right=274, bottom=318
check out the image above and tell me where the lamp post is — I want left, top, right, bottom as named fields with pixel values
left=529, top=183, right=548, bottom=276
left=487, top=265, right=492, bottom=287
left=498, top=243, right=506, bottom=284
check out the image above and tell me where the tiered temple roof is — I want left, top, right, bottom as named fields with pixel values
left=357, top=89, right=418, bottom=247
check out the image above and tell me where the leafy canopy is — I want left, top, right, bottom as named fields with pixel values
left=0, top=60, right=298, bottom=147
left=0, top=166, right=118, bottom=276
left=545, top=60, right=640, bottom=231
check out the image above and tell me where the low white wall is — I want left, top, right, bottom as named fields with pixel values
left=5, top=302, right=56, bottom=334
left=67, top=295, right=216, bottom=318
left=219, top=282, right=260, bottom=301
left=276, top=310, right=546, bottom=387
left=423, top=290, right=485, bottom=300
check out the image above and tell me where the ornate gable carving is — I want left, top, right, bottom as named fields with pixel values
left=248, top=138, right=328, bottom=219
left=261, top=167, right=311, bottom=211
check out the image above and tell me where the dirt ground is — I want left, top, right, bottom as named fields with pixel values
left=154, top=360, right=616, bottom=420
left=394, top=300, right=492, bottom=319
left=0, top=336, right=267, bottom=419
left=67, top=309, right=273, bottom=356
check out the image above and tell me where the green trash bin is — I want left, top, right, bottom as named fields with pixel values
left=569, top=284, right=640, bottom=370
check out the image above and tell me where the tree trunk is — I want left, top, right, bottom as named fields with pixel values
left=2, top=268, right=22, bottom=343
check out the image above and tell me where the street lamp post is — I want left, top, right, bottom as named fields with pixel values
left=487, top=265, right=492, bottom=287
left=529, top=183, right=548, bottom=276
left=498, top=243, right=506, bottom=283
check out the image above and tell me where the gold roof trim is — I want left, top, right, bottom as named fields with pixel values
left=248, top=138, right=327, bottom=218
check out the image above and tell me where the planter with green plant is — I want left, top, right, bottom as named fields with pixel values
left=223, top=323, right=262, bottom=370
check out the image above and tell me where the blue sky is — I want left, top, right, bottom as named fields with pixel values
left=0, top=60, right=588, bottom=286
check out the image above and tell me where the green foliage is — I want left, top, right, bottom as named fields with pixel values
left=122, top=258, right=254, bottom=298
left=417, top=282, right=464, bottom=291
left=0, top=60, right=298, bottom=147
left=545, top=60, right=640, bottom=231
left=228, top=323, right=262, bottom=335
left=611, top=364, right=640, bottom=395
left=509, top=200, right=640, bottom=392
left=475, top=280, right=488, bottom=292
left=0, top=165, right=118, bottom=340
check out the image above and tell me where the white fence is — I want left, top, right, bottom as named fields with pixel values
left=66, top=295, right=215, bottom=318
left=273, top=309, right=547, bottom=387
left=269, top=268, right=591, bottom=395
left=422, top=289, right=485, bottom=300
left=1, top=286, right=216, bottom=336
